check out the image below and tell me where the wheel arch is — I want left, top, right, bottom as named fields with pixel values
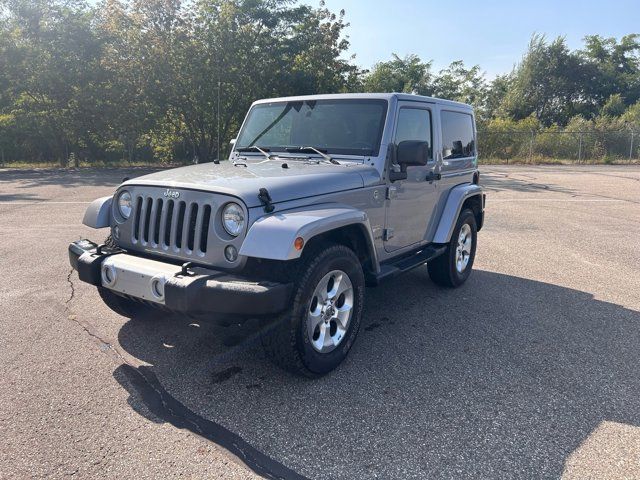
left=462, top=194, right=484, bottom=232
left=239, top=204, right=379, bottom=273
left=432, top=184, right=484, bottom=244
left=302, top=223, right=377, bottom=275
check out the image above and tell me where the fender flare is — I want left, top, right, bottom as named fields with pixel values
left=239, top=204, right=377, bottom=265
left=432, top=184, right=484, bottom=243
left=82, top=196, right=112, bottom=229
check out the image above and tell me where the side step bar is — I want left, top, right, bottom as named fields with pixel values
left=366, top=245, right=447, bottom=286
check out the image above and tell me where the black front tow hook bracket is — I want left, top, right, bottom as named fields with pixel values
left=177, top=262, right=195, bottom=277
left=95, top=243, right=125, bottom=256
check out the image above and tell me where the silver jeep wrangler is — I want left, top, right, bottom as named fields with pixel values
left=69, top=93, right=485, bottom=376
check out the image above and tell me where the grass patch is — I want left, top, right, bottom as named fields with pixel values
left=0, top=159, right=185, bottom=169
left=479, top=157, right=640, bottom=165
left=2, top=157, right=639, bottom=169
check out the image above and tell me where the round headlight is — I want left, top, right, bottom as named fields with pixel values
left=117, top=190, right=132, bottom=219
left=222, top=202, right=245, bottom=236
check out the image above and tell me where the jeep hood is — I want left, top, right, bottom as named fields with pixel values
left=123, top=160, right=382, bottom=208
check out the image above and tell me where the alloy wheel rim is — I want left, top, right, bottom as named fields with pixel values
left=455, top=223, right=472, bottom=273
left=307, top=270, right=354, bottom=353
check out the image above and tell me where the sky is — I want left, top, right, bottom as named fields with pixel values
left=320, top=0, right=640, bottom=78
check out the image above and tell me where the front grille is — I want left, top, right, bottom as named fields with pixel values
left=132, top=195, right=212, bottom=255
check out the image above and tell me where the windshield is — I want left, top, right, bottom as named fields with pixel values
left=235, top=99, right=388, bottom=157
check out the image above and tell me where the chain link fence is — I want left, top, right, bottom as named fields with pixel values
left=478, top=128, right=639, bottom=164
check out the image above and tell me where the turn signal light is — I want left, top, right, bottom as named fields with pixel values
left=294, top=237, right=304, bottom=251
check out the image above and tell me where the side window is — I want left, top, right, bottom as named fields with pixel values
left=441, top=111, right=475, bottom=159
left=395, top=108, right=433, bottom=160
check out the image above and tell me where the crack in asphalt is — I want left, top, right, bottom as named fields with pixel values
left=63, top=269, right=308, bottom=480
left=65, top=268, right=129, bottom=365
left=65, top=268, right=76, bottom=305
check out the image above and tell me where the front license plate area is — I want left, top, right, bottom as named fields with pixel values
left=100, top=254, right=182, bottom=305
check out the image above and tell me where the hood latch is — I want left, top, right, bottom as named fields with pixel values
left=258, top=188, right=275, bottom=213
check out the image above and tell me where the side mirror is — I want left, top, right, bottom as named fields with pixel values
left=397, top=140, right=429, bottom=166
left=229, top=138, right=237, bottom=146
left=389, top=141, right=430, bottom=181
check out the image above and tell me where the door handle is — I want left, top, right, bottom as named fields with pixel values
left=425, top=172, right=441, bottom=182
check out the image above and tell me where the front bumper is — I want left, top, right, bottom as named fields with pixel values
left=68, top=240, right=292, bottom=316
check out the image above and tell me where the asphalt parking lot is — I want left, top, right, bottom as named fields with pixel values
left=1, top=165, right=639, bottom=479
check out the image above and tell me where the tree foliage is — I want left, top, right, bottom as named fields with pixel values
left=501, top=34, right=640, bottom=126
left=363, top=54, right=432, bottom=96
left=0, top=0, right=358, bottom=163
left=0, top=1, right=638, bottom=165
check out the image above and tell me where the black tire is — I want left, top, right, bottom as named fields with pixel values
left=261, top=244, right=365, bottom=377
left=428, top=209, right=477, bottom=288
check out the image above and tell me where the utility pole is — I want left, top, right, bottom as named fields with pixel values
left=578, top=133, right=583, bottom=164
left=630, top=129, right=635, bottom=161
left=529, top=130, right=534, bottom=162
left=216, top=80, right=221, bottom=164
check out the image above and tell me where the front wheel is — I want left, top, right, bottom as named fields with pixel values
left=262, top=244, right=365, bottom=377
left=428, top=209, right=477, bottom=287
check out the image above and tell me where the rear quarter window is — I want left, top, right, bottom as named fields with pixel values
left=441, top=111, right=475, bottom=159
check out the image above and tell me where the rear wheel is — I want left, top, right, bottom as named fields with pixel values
left=428, top=209, right=477, bottom=287
left=262, top=244, right=365, bottom=377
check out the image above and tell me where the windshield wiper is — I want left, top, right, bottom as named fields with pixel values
left=236, top=145, right=273, bottom=161
left=287, top=146, right=339, bottom=164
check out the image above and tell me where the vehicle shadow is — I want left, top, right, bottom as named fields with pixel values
left=0, top=168, right=161, bottom=190
left=0, top=192, right=42, bottom=202
left=481, top=170, right=577, bottom=195
left=114, top=269, right=640, bottom=480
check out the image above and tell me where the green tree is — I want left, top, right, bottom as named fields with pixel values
left=432, top=60, right=488, bottom=115
left=96, top=0, right=163, bottom=163
left=600, top=94, right=626, bottom=117
left=0, top=0, right=106, bottom=164
left=484, top=74, right=512, bottom=122
left=363, top=54, right=433, bottom=95
left=622, top=101, right=640, bottom=126
left=502, top=35, right=586, bottom=126
left=284, top=2, right=362, bottom=94
left=1, top=1, right=639, bottom=166
left=124, top=0, right=358, bottom=162
left=581, top=34, right=640, bottom=110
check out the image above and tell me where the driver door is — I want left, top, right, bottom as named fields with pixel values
left=384, top=102, right=441, bottom=252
